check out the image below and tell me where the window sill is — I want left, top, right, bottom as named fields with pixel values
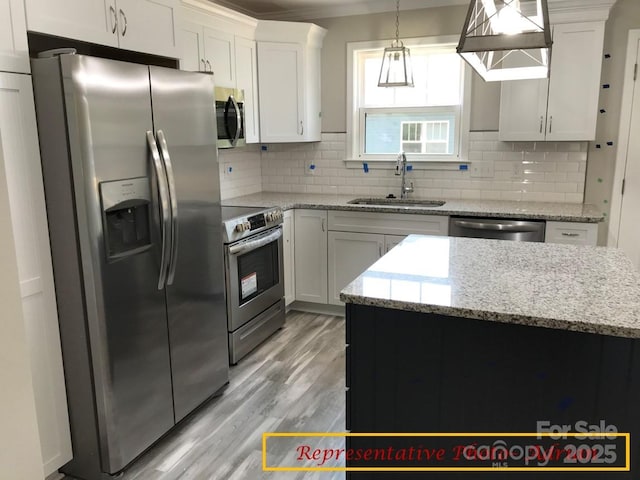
left=343, top=159, right=471, bottom=170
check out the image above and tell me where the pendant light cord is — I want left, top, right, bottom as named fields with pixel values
left=395, top=0, right=400, bottom=43
left=394, top=0, right=401, bottom=47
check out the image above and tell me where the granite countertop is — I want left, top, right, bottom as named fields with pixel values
left=222, top=192, right=604, bottom=223
left=340, top=235, right=640, bottom=338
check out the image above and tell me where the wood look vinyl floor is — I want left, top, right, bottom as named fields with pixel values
left=71, top=311, right=346, bottom=480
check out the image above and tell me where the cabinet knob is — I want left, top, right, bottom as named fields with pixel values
left=548, top=115, right=553, bottom=134
left=539, top=116, right=544, bottom=134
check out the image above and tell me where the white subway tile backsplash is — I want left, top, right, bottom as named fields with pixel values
left=252, top=133, right=589, bottom=204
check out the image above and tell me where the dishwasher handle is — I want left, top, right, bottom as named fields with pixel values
left=452, top=219, right=543, bottom=233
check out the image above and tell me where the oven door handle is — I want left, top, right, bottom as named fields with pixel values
left=228, top=228, right=282, bottom=256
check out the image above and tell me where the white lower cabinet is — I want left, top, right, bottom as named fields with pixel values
left=328, top=231, right=383, bottom=306
left=294, top=209, right=328, bottom=303
left=545, top=221, right=598, bottom=246
left=325, top=211, right=449, bottom=306
left=0, top=72, right=72, bottom=476
left=385, top=234, right=407, bottom=253
left=283, top=209, right=295, bottom=306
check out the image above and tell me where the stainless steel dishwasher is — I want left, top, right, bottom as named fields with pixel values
left=449, top=217, right=546, bottom=242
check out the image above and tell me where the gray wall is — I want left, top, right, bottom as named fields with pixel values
left=310, top=5, right=500, bottom=133
left=585, top=0, right=640, bottom=244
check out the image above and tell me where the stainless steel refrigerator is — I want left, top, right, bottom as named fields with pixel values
left=31, top=53, right=229, bottom=480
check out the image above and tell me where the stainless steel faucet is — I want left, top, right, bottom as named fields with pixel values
left=395, top=151, right=414, bottom=199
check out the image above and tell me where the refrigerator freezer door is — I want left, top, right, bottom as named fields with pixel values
left=149, top=66, right=229, bottom=422
left=58, top=55, right=175, bottom=473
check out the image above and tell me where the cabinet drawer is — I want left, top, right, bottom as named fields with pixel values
left=545, top=221, right=598, bottom=246
left=328, top=210, right=448, bottom=236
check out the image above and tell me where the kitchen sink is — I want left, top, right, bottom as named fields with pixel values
left=348, top=197, right=446, bottom=207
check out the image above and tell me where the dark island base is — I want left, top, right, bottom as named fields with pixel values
left=345, top=304, right=640, bottom=479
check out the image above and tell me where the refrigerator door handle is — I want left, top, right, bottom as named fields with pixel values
left=147, top=131, right=171, bottom=289
left=156, top=130, right=179, bottom=285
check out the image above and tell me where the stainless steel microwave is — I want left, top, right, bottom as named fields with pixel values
left=215, top=87, right=245, bottom=149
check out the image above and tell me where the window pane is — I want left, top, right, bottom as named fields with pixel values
left=365, top=112, right=456, bottom=155
left=360, top=48, right=462, bottom=107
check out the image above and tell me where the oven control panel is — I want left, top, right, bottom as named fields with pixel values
left=224, top=207, right=283, bottom=243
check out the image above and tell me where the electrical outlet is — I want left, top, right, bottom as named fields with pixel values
left=470, top=161, right=494, bottom=178
left=305, top=160, right=316, bottom=176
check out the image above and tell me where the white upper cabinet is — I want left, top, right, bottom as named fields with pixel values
left=179, top=1, right=260, bottom=142
left=256, top=21, right=326, bottom=143
left=24, top=0, right=180, bottom=58
left=203, top=28, right=235, bottom=87
left=500, top=21, right=605, bottom=142
left=114, top=0, right=180, bottom=58
left=0, top=0, right=30, bottom=73
left=545, top=22, right=605, bottom=141
left=235, top=36, right=259, bottom=143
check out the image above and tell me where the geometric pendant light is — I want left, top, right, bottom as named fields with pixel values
left=457, top=0, right=552, bottom=81
left=378, top=0, right=414, bottom=87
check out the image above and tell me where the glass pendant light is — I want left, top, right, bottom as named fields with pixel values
left=378, top=0, right=414, bottom=88
left=457, top=0, right=552, bottom=81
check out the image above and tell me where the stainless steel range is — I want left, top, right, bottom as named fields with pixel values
left=222, top=206, right=285, bottom=364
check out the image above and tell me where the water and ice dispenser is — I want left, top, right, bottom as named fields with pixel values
left=100, top=178, right=152, bottom=260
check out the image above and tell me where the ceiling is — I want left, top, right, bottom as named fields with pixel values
left=209, top=0, right=469, bottom=21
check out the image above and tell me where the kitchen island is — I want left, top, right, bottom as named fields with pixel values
left=340, top=235, right=640, bottom=479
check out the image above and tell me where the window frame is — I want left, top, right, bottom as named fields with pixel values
left=346, top=35, right=472, bottom=167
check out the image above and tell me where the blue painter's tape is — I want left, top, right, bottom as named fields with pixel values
left=596, top=144, right=602, bottom=149
left=603, top=84, right=611, bottom=89
left=261, top=145, right=268, bottom=151
left=600, top=109, right=606, bottom=114
left=228, top=166, right=233, bottom=173
left=406, top=165, right=413, bottom=171
left=459, top=164, right=469, bottom=171
left=309, top=164, right=316, bottom=170
left=605, top=53, right=611, bottom=58
left=363, top=162, right=369, bottom=173
left=607, top=141, right=614, bottom=146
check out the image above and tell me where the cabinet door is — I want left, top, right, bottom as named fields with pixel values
left=384, top=234, right=407, bottom=253
left=204, top=27, right=235, bottom=87
left=499, top=78, right=548, bottom=141
left=283, top=210, right=295, bottom=306
left=179, top=20, right=205, bottom=72
left=0, top=73, right=72, bottom=476
left=24, top=0, right=117, bottom=48
left=546, top=22, right=605, bottom=141
left=235, top=36, right=260, bottom=143
left=115, top=0, right=179, bottom=58
left=0, top=0, right=30, bottom=73
left=257, top=41, right=304, bottom=142
left=294, top=209, right=327, bottom=303
left=328, top=231, right=383, bottom=306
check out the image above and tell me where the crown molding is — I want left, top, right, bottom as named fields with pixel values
left=548, top=0, right=617, bottom=23
left=182, top=0, right=258, bottom=27
left=211, top=0, right=468, bottom=22
left=205, top=0, right=616, bottom=23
